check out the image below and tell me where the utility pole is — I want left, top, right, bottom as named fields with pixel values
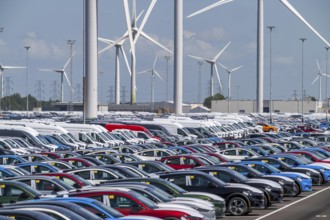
left=74, top=83, right=82, bottom=102
left=121, top=86, right=128, bottom=104
left=4, top=77, right=13, bottom=111
left=35, top=80, right=45, bottom=108
left=50, top=81, right=60, bottom=101
left=109, top=86, right=114, bottom=104
left=267, top=25, right=275, bottom=123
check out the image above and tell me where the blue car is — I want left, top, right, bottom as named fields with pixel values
left=238, top=161, right=312, bottom=192
left=0, top=155, right=28, bottom=165
left=268, top=154, right=330, bottom=182
left=0, top=165, right=30, bottom=177
left=16, top=162, right=61, bottom=174
left=303, top=147, right=330, bottom=158
left=42, top=135, right=75, bottom=151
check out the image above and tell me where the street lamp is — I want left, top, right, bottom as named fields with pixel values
left=25, top=46, right=30, bottom=117
left=267, top=26, right=275, bottom=124
left=300, top=38, right=306, bottom=122
left=326, top=46, right=329, bottom=122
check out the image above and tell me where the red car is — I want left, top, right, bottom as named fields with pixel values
left=285, top=151, right=330, bottom=164
left=69, top=188, right=203, bottom=219
left=160, top=154, right=209, bottom=170
left=39, top=152, right=63, bottom=159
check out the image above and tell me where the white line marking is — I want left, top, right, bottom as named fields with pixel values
left=255, top=186, right=330, bottom=220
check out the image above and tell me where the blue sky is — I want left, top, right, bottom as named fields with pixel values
left=0, top=0, right=329, bottom=104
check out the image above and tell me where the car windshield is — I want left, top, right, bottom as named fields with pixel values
left=130, top=190, right=158, bottom=209
left=143, top=186, right=173, bottom=202
left=230, top=170, right=249, bottom=181
left=36, top=135, right=50, bottom=145
left=157, top=179, right=187, bottom=194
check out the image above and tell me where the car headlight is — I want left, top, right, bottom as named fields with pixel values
left=297, top=177, right=302, bottom=181
left=265, top=186, right=272, bottom=192
left=306, top=172, right=311, bottom=176
left=243, top=191, right=252, bottom=196
left=320, top=169, right=325, bottom=172
left=278, top=180, right=285, bottom=185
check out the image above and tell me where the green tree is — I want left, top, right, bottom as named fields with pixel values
left=203, top=93, right=225, bottom=108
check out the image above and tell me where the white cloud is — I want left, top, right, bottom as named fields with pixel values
left=200, top=27, right=227, bottom=41
left=183, top=30, right=196, bottom=41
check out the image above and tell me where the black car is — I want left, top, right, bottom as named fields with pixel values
left=242, top=157, right=323, bottom=185
left=195, top=166, right=284, bottom=205
left=217, top=164, right=300, bottom=196
left=78, top=156, right=107, bottom=166
left=159, top=170, right=267, bottom=216
left=85, top=154, right=122, bottom=165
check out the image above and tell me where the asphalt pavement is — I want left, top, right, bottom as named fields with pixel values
left=221, top=183, right=330, bottom=220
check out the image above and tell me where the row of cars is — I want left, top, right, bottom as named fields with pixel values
left=0, top=115, right=330, bottom=219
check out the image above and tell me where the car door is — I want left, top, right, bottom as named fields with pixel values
left=91, top=170, right=119, bottom=184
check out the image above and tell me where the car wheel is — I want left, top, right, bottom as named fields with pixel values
left=227, top=196, right=249, bottom=216
left=320, top=174, right=326, bottom=184
left=293, top=181, right=302, bottom=197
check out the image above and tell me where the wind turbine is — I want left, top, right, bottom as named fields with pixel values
left=122, top=0, right=173, bottom=104
left=39, top=54, right=74, bottom=102
left=188, top=41, right=231, bottom=97
left=138, top=55, right=163, bottom=112
left=218, top=62, right=244, bottom=100
left=311, top=59, right=328, bottom=101
left=98, top=37, right=131, bottom=105
left=0, top=63, right=26, bottom=112
left=187, top=0, right=330, bottom=113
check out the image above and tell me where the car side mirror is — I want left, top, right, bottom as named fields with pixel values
left=246, top=173, right=255, bottom=178
left=53, top=186, right=62, bottom=192
left=131, top=204, right=142, bottom=213
left=208, top=182, right=216, bottom=188
left=73, top=183, right=82, bottom=189
left=20, top=192, right=30, bottom=199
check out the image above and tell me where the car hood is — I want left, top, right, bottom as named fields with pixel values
left=183, top=191, right=225, bottom=201
left=155, top=207, right=204, bottom=218
left=248, top=178, right=282, bottom=188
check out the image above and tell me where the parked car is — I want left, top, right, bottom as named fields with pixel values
left=159, top=170, right=267, bottom=216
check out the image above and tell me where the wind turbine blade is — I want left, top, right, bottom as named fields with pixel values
left=280, top=0, right=330, bottom=47
left=136, top=10, right=144, bottom=22
left=140, top=31, right=173, bottom=54
left=311, top=75, right=319, bottom=85
left=153, top=56, right=158, bottom=69
left=231, top=65, right=244, bottom=72
left=123, top=0, right=136, bottom=58
left=63, top=71, right=72, bottom=90
left=218, top=62, right=230, bottom=72
left=214, top=41, right=231, bottom=61
left=98, top=37, right=115, bottom=44
left=154, top=70, right=164, bottom=81
left=214, top=63, right=222, bottom=92
left=119, top=46, right=132, bottom=76
left=316, top=59, right=322, bottom=73
left=2, top=66, right=26, bottom=69
left=187, top=0, right=233, bottom=18
left=63, top=51, right=76, bottom=69
left=39, top=68, right=57, bottom=72
left=134, top=0, right=157, bottom=44
left=98, top=34, right=128, bottom=55
left=138, top=69, right=152, bottom=74
left=188, top=55, right=207, bottom=62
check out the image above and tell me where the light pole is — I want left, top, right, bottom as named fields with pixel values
left=326, top=46, right=329, bottom=122
left=0, top=27, right=3, bottom=113
left=67, top=40, right=75, bottom=111
left=164, top=55, right=171, bottom=101
left=236, top=85, right=240, bottom=113
left=300, top=38, right=306, bottom=122
left=267, top=26, right=275, bottom=123
left=99, top=71, right=103, bottom=106
left=25, top=46, right=30, bottom=117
